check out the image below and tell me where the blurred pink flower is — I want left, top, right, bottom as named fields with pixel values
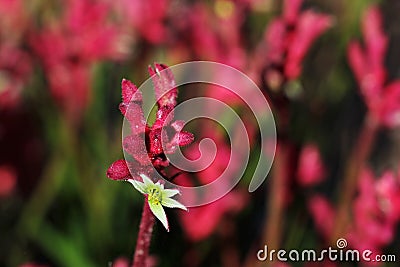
left=348, top=6, right=400, bottom=127
left=265, top=19, right=286, bottom=65
left=264, top=0, right=332, bottom=82
left=31, top=0, right=125, bottom=121
left=45, top=63, right=91, bottom=120
left=347, top=169, right=400, bottom=256
left=348, top=7, right=386, bottom=102
left=307, top=194, right=335, bottom=240
left=114, top=0, right=168, bottom=44
left=112, top=257, right=129, bottom=267
left=175, top=130, right=249, bottom=241
left=0, top=165, right=16, bottom=197
left=178, top=129, right=244, bottom=189
left=375, top=171, right=400, bottom=222
left=283, top=0, right=302, bottom=24
left=0, top=0, right=31, bottom=110
left=297, top=143, right=325, bottom=186
left=188, top=3, right=220, bottom=60
left=0, top=44, right=31, bottom=109
left=0, top=0, right=29, bottom=41
left=179, top=183, right=248, bottom=241
left=285, top=10, right=332, bottom=79
left=168, top=2, right=247, bottom=69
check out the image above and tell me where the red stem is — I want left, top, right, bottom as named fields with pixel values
left=132, top=198, right=155, bottom=267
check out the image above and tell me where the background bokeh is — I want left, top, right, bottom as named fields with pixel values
left=1, top=0, right=400, bottom=266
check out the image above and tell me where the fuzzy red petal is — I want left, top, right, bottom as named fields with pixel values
left=147, top=128, right=167, bottom=156
left=178, top=131, right=194, bottom=146
left=107, top=159, right=132, bottom=180
left=123, top=135, right=149, bottom=165
left=148, top=63, right=177, bottom=108
left=121, top=78, right=141, bottom=103
left=123, top=103, right=147, bottom=135
left=152, top=105, right=173, bottom=129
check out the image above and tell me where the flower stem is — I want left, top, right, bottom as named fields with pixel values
left=266, top=143, right=288, bottom=248
left=331, top=113, right=379, bottom=243
left=253, top=143, right=289, bottom=267
left=132, top=198, right=155, bottom=267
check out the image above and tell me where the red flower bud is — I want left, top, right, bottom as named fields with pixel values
left=107, top=159, right=132, bottom=180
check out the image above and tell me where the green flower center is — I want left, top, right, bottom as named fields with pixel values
left=148, top=187, right=162, bottom=205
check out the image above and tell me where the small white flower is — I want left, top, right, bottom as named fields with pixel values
left=128, top=174, right=187, bottom=231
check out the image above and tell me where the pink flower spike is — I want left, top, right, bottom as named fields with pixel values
left=148, top=64, right=178, bottom=108
left=308, top=195, right=335, bottom=239
left=283, top=0, right=303, bottom=25
left=152, top=105, right=174, bottom=129
left=347, top=6, right=393, bottom=126
left=375, top=171, right=400, bottom=222
left=264, top=19, right=287, bottom=64
left=123, top=135, right=149, bottom=165
left=347, top=42, right=368, bottom=89
left=106, top=159, right=132, bottom=180
left=285, top=11, right=332, bottom=79
left=121, top=78, right=141, bottom=104
left=362, top=6, right=387, bottom=72
left=380, top=81, right=400, bottom=127
left=122, top=103, right=147, bottom=135
left=297, top=144, right=325, bottom=186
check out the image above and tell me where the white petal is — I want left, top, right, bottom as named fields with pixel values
left=155, top=181, right=165, bottom=190
left=163, top=188, right=180, bottom=198
left=148, top=201, right=169, bottom=231
left=162, top=197, right=187, bottom=211
left=128, top=180, right=146, bottom=194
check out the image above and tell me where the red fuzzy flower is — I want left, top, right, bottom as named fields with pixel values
left=107, top=64, right=194, bottom=181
